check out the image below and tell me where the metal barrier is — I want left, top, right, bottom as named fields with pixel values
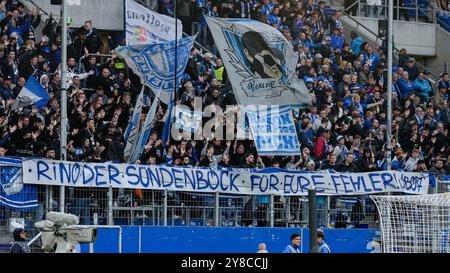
left=341, top=3, right=440, bottom=82
left=351, top=0, right=436, bottom=22
left=0, top=183, right=381, bottom=253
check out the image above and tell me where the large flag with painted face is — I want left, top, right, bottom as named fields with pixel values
left=205, top=16, right=311, bottom=108
left=115, top=36, right=195, bottom=96
left=125, top=0, right=183, bottom=45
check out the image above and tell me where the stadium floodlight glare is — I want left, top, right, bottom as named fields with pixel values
left=372, top=194, right=450, bottom=253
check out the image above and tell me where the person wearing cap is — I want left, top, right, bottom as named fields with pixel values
left=403, top=57, right=419, bottom=81
left=10, top=228, right=31, bottom=253
left=0, top=75, right=14, bottom=100
left=415, top=159, right=428, bottom=172
left=333, top=135, right=349, bottom=165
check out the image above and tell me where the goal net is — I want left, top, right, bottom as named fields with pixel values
left=371, top=194, right=450, bottom=253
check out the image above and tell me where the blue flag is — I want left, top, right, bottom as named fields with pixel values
left=0, top=157, right=38, bottom=210
left=162, top=97, right=174, bottom=147
left=12, top=76, right=49, bottom=110
left=129, top=95, right=160, bottom=164
left=123, top=87, right=145, bottom=161
left=116, top=36, right=195, bottom=93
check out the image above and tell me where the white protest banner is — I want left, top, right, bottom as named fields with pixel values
left=22, top=159, right=430, bottom=196
left=175, top=106, right=203, bottom=132
left=246, top=106, right=301, bottom=155
left=126, top=0, right=183, bottom=45
left=205, top=16, right=312, bottom=108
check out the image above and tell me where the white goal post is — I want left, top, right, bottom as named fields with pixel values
left=371, top=193, right=450, bottom=253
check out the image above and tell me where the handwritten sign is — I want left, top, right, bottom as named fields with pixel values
left=21, top=159, right=431, bottom=196
left=246, top=106, right=301, bottom=156
left=125, top=0, right=183, bottom=45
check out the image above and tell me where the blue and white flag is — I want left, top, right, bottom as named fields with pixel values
left=175, top=106, right=203, bottom=133
left=0, top=157, right=38, bottom=210
left=205, top=16, right=311, bottom=107
left=115, top=36, right=195, bottom=94
left=123, top=86, right=145, bottom=161
left=12, top=76, right=49, bottom=110
left=162, top=95, right=175, bottom=147
left=246, top=106, right=301, bottom=155
left=125, top=0, right=183, bottom=45
left=129, top=95, right=160, bottom=164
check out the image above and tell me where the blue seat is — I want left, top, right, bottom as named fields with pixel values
left=144, top=218, right=156, bottom=226
left=189, top=219, right=204, bottom=226
left=114, top=218, right=128, bottom=225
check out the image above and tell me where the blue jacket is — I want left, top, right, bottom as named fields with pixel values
left=267, top=14, right=282, bottom=28
left=350, top=37, right=364, bottom=56
left=438, top=79, right=450, bottom=90
left=0, top=87, right=14, bottom=100
left=363, top=53, right=379, bottom=72
left=331, top=34, right=344, bottom=51
left=414, top=78, right=433, bottom=98
left=398, top=79, right=418, bottom=98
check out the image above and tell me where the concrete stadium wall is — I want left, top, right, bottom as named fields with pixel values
left=342, top=16, right=437, bottom=56
left=80, top=227, right=379, bottom=253
left=21, top=0, right=125, bottom=31
left=424, top=26, right=450, bottom=74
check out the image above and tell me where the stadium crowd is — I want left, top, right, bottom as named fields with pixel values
left=0, top=0, right=450, bottom=183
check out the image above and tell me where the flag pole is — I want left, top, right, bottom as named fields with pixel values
left=60, top=0, right=68, bottom=213
left=386, top=0, right=393, bottom=171
left=174, top=0, right=178, bottom=105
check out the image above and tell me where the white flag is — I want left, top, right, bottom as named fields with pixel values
left=205, top=16, right=311, bottom=108
left=125, top=0, right=183, bottom=45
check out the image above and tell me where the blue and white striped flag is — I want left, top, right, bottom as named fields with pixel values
left=115, top=36, right=195, bottom=94
left=123, top=86, right=145, bottom=161
left=12, top=76, right=49, bottom=110
left=128, top=94, right=160, bottom=164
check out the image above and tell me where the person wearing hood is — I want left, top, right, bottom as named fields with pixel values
left=40, top=74, right=49, bottom=90
left=10, top=228, right=31, bottom=253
